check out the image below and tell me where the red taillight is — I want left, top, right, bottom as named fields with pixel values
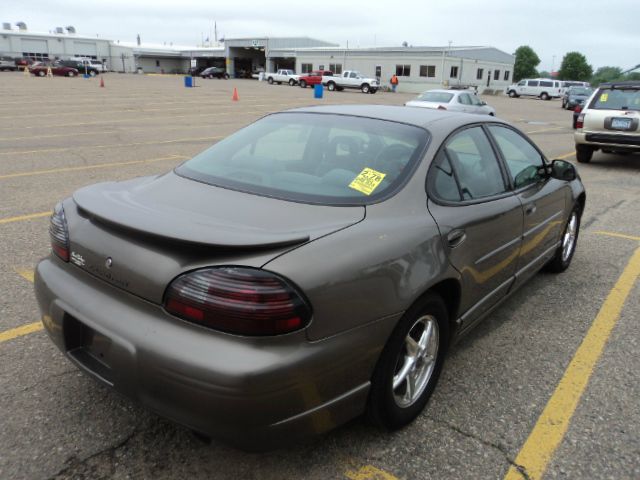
left=49, top=204, right=69, bottom=262
left=437, top=105, right=447, bottom=110
left=164, top=267, right=312, bottom=336
left=574, top=104, right=582, bottom=113
left=576, top=113, right=585, bottom=129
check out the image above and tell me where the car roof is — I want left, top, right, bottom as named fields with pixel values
left=287, top=104, right=506, bottom=130
left=598, top=81, right=640, bottom=89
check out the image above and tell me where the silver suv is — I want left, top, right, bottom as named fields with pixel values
left=574, top=81, right=640, bottom=163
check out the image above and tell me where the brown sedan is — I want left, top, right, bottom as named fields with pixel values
left=35, top=105, right=585, bottom=450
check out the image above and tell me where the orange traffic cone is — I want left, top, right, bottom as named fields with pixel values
left=232, top=87, right=239, bottom=101
left=100, top=77, right=105, bottom=88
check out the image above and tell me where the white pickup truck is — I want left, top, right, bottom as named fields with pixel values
left=265, top=69, right=300, bottom=86
left=322, top=70, right=379, bottom=94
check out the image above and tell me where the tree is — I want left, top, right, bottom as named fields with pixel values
left=590, top=66, right=623, bottom=85
left=558, top=52, right=593, bottom=81
left=537, top=70, right=551, bottom=78
left=513, top=46, right=540, bottom=82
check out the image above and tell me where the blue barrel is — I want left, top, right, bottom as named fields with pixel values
left=314, top=83, right=323, bottom=99
left=184, top=76, right=193, bottom=88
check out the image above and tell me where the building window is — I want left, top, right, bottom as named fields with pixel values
left=156, top=60, right=160, bottom=67
left=318, top=64, right=324, bottom=70
left=396, top=64, right=411, bottom=76
left=23, top=52, right=49, bottom=61
left=301, top=63, right=312, bottom=74
left=476, top=68, right=484, bottom=80
left=329, top=63, right=342, bottom=74
left=494, top=70, right=500, bottom=80
left=450, top=66, right=458, bottom=78
left=419, top=65, right=436, bottom=77
left=504, top=70, right=510, bottom=81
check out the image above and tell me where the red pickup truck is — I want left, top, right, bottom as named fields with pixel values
left=298, top=70, right=333, bottom=88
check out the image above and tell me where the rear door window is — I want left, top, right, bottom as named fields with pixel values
left=591, top=89, right=640, bottom=111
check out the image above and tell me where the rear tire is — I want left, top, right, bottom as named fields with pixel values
left=67, top=71, right=76, bottom=77
left=540, top=92, right=550, bottom=100
left=545, top=207, right=580, bottom=273
left=367, top=293, right=449, bottom=430
left=576, top=144, right=594, bottom=163
left=267, top=77, right=274, bottom=84
left=38, top=70, right=45, bottom=77
left=327, top=82, right=336, bottom=91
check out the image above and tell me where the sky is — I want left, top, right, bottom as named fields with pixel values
left=3, top=0, right=639, bottom=72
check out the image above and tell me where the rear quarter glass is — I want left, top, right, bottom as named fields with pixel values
left=175, top=113, right=430, bottom=206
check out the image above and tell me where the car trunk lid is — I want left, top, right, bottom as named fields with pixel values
left=67, top=172, right=365, bottom=303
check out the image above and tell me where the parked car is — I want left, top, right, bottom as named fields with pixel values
left=265, top=69, right=299, bottom=85
left=59, top=60, right=100, bottom=76
left=506, top=78, right=563, bottom=100
left=562, top=86, right=593, bottom=110
left=29, top=62, right=79, bottom=77
left=0, top=56, right=18, bottom=71
left=406, top=89, right=496, bottom=115
left=323, top=70, right=379, bottom=94
left=298, top=70, right=333, bottom=88
left=35, top=105, right=585, bottom=451
left=200, top=66, right=229, bottom=79
left=574, top=81, right=640, bottom=162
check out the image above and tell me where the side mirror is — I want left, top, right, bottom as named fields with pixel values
left=550, top=159, right=577, bottom=181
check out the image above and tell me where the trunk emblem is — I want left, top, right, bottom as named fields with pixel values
left=105, top=257, right=113, bottom=268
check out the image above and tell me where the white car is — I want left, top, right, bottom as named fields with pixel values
left=405, top=89, right=496, bottom=115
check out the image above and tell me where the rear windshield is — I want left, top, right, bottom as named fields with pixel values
left=416, top=92, right=454, bottom=103
left=176, top=113, right=429, bottom=205
left=569, top=87, right=593, bottom=96
left=591, top=88, right=640, bottom=111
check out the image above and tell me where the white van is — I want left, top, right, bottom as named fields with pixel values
left=506, top=78, right=563, bottom=100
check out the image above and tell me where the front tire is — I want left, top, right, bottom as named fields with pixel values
left=289, top=79, right=295, bottom=86
left=576, top=144, right=593, bottom=163
left=67, top=71, right=76, bottom=77
left=299, top=80, right=307, bottom=88
left=545, top=207, right=580, bottom=273
left=38, top=70, right=45, bottom=77
left=367, top=293, right=449, bottom=430
left=508, top=90, right=518, bottom=98
left=361, top=83, right=370, bottom=93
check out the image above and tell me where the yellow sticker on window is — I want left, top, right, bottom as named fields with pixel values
left=349, top=168, right=387, bottom=195
left=600, top=93, right=608, bottom=102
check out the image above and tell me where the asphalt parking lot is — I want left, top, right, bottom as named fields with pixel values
left=1, top=72, right=638, bottom=480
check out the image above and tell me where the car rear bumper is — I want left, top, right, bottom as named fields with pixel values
left=34, top=257, right=396, bottom=450
left=575, top=131, right=640, bottom=149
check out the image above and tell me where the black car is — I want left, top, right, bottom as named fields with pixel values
left=200, top=66, right=229, bottom=79
left=562, top=86, right=593, bottom=110
left=59, top=60, right=100, bottom=76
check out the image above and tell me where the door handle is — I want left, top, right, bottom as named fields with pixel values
left=447, top=229, right=466, bottom=248
left=525, top=203, right=537, bottom=215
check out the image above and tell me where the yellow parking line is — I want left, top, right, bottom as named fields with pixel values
left=345, top=465, right=399, bottom=480
left=0, top=212, right=50, bottom=225
left=0, top=322, right=44, bottom=344
left=0, top=154, right=189, bottom=180
left=15, top=268, right=35, bottom=282
left=0, top=136, right=221, bottom=156
left=555, top=151, right=575, bottom=159
left=593, top=231, right=640, bottom=242
left=504, top=246, right=640, bottom=480
left=525, top=126, right=566, bottom=135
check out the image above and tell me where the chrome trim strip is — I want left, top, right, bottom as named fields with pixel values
left=475, top=235, right=522, bottom=265
left=523, top=210, right=563, bottom=238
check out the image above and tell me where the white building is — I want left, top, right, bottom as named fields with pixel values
left=0, top=24, right=514, bottom=92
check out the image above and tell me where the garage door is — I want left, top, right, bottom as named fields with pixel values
left=73, top=41, right=98, bottom=57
